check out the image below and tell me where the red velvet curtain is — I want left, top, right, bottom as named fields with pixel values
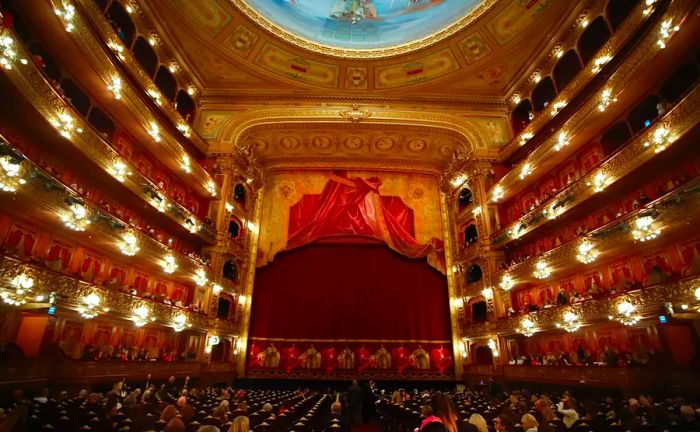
left=286, top=172, right=445, bottom=273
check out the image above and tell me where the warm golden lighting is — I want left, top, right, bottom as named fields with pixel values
left=482, top=287, right=493, bottom=299
left=632, top=215, right=661, bottom=242
left=225, top=202, right=234, bottom=212
left=519, top=163, right=532, bottom=180
left=597, top=89, right=617, bottom=112
left=185, top=219, right=199, bottom=234
left=177, top=123, right=191, bottom=138
left=451, top=297, right=464, bottom=310
left=205, top=335, right=221, bottom=354
left=591, top=55, right=611, bottom=73
left=61, top=202, right=90, bottom=231
left=487, top=338, right=499, bottom=357
left=131, top=305, right=155, bottom=327
left=1, top=274, right=35, bottom=306
left=510, top=224, right=524, bottom=239
left=54, top=2, right=77, bottom=32
left=556, top=310, right=581, bottom=332
left=530, top=71, right=542, bottom=83
left=77, top=293, right=106, bottom=319
left=588, top=171, right=610, bottom=193
left=148, top=124, right=161, bottom=142
left=0, top=156, right=26, bottom=192
left=695, top=287, right=700, bottom=300
left=499, top=274, right=515, bottom=291
left=545, top=202, right=564, bottom=220
left=533, top=261, right=551, bottom=279
left=657, top=19, right=680, bottom=49
left=643, top=126, right=675, bottom=153
left=554, top=132, right=569, bottom=151
left=212, top=284, right=223, bottom=295
left=518, top=317, right=536, bottom=337
left=577, top=241, right=599, bottom=264
left=147, top=89, right=162, bottom=105
left=550, top=101, right=567, bottom=115
left=109, top=160, right=131, bottom=182
left=472, top=206, right=482, bottom=217
left=119, top=232, right=140, bottom=256
left=193, top=268, right=208, bottom=287
left=519, top=132, right=534, bottom=146
left=0, top=36, right=26, bottom=70
left=108, top=40, right=125, bottom=60
left=51, top=112, right=83, bottom=139
left=154, top=195, right=168, bottom=212
left=171, top=313, right=191, bottom=332
left=238, top=294, right=247, bottom=305
left=206, top=180, right=217, bottom=197
left=609, top=300, right=641, bottom=326
left=168, top=61, right=179, bottom=73
left=643, top=0, right=657, bottom=15
left=161, top=255, right=178, bottom=274
left=107, top=77, right=122, bottom=100
left=450, top=174, right=468, bottom=188
left=187, top=84, right=197, bottom=96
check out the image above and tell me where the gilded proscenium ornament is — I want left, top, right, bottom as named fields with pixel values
left=492, top=0, right=695, bottom=199
left=339, top=105, right=372, bottom=123
left=491, top=83, right=700, bottom=248
left=501, top=0, right=658, bottom=158
left=462, top=277, right=700, bottom=339
left=494, top=176, right=700, bottom=285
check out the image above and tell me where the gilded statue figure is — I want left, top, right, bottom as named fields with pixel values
left=338, top=346, right=355, bottom=369
left=259, top=343, right=280, bottom=368
left=302, top=345, right=322, bottom=369
left=374, top=345, right=391, bottom=369
left=411, top=345, right=430, bottom=370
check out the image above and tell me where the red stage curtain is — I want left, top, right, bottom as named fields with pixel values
left=250, top=243, right=450, bottom=341
left=286, top=173, right=445, bottom=273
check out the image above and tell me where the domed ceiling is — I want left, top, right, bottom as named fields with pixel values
left=238, top=0, right=489, bottom=55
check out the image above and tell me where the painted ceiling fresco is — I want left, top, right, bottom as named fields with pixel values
left=242, top=0, right=486, bottom=50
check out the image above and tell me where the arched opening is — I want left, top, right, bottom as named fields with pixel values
left=600, top=121, right=632, bottom=155
left=175, top=90, right=196, bottom=123
left=474, top=345, right=494, bottom=364
left=458, top=188, right=473, bottom=207
left=466, top=264, right=483, bottom=284
left=154, top=66, right=177, bottom=101
left=228, top=217, right=241, bottom=239
left=464, top=224, right=478, bottom=247
left=553, top=50, right=582, bottom=91
left=531, top=76, right=557, bottom=112
left=511, top=99, right=534, bottom=135
left=577, top=17, right=612, bottom=65
left=628, top=94, right=661, bottom=134
left=106, top=1, right=135, bottom=46
left=223, top=260, right=238, bottom=282
left=234, top=184, right=247, bottom=207
left=606, top=0, right=640, bottom=30
left=132, top=36, right=158, bottom=77
left=660, top=62, right=699, bottom=104
left=87, top=107, right=116, bottom=141
left=216, top=294, right=233, bottom=319
left=210, top=339, right=229, bottom=362
left=59, top=79, right=91, bottom=117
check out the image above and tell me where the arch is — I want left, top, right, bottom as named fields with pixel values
left=216, top=293, right=233, bottom=319
left=132, top=36, right=158, bottom=77
left=154, top=66, right=177, bottom=101
left=511, top=99, right=534, bottom=135
left=458, top=187, right=473, bottom=207
left=606, top=0, right=640, bottom=30
left=234, top=184, right=247, bottom=207
left=223, top=259, right=238, bottom=282
left=228, top=216, right=242, bottom=239
left=553, top=50, right=582, bottom=91
left=531, top=76, right=557, bottom=112
left=474, top=344, right=493, bottom=364
left=106, top=1, right=135, bottom=46
left=577, top=16, right=612, bottom=65
left=466, top=264, right=483, bottom=284
left=175, top=90, right=196, bottom=123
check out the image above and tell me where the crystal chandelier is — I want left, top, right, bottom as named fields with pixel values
left=131, top=305, right=156, bottom=327
left=556, top=310, right=581, bottom=333
left=632, top=215, right=661, bottom=242
left=553, top=132, right=569, bottom=151
left=609, top=301, right=641, bottom=326
left=657, top=19, right=680, bottom=49
left=161, top=255, right=178, bottom=274
left=588, top=171, right=610, bottom=193
left=119, top=232, right=140, bottom=256
left=0, top=156, right=26, bottom=192
left=1, top=274, right=35, bottom=306
left=0, top=35, right=28, bottom=70
left=109, top=160, right=130, bottom=182
left=492, top=185, right=504, bottom=202
left=53, top=2, right=77, bottom=32
left=499, top=274, right=515, bottom=291
left=206, top=180, right=217, bottom=197
left=171, top=313, right=191, bottom=332
left=533, top=261, right=551, bottom=279
left=597, top=89, right=617, bottom=112
left=107, top=77, right=122, bottom=100
left=61, top=202, right=90, bottom=231
left=193, top=268, right=208, bottom=286
left=51, top=111, right=83, bottom=139
left=519, top=163, right=532, bottom=180
left=487, top=338, right=499, bottom=357
left=77, top=293, right=107, bottom=319
left=643, top=127, right=675, bottom=153
left=577, top=241, right=599, bottom=264
left=518, top=317, right=537, bottom=337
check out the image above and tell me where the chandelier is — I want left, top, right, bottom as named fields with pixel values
left=643, top=127, right=675, bottom=153
left=576, top=241, right=599, bottom=264
left=1, top=274, right=36, bottom=306
left=1, top=35, right=28, bottom=70
left=597, top=89, right=617, bottom=112
left=487, top=338, right=499, bottom=357
left=609, top=300, right=641, bottom=326
left=119, top=232, right=140, bottom=256
left=77, top=293, right=107, bottom=319
left=171, top=313, right=191, bottom=332
left=109, top=160, right=130, bottom=182
left=161, top=255, right=178, bottom=274
left=53, top=2, right=77, bottom=32
left=212, top=284, right=223, bottom=295
left=632, top=215, right=661, bottom=242
left=556, top=310, right=581, bottom=333
left=588, top=171, right=610, bottom=193
left=61, top=202, right=90, bottom=231
left=51, top=111, right=83, bottom=139
left=518, top=317, right=537, bottom=337
left=553, top=132, right=569, bottom=151
left=533, top=261, right=551, bottom=279
left=107, top=77, right=122, bottom=100
left=206, top=180, right=217, bottom=197
left=0, top=156, right=26, bottom=192
left=492, top=185, right=504, bottom=202
left=193, top=268, right=208, bottom=286
left=131, top=305, right=156, bottom=327
left=499, top=274, right=515, bottom=291
left=519, top=163, right=532, bottom=180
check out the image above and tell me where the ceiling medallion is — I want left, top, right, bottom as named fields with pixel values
left=339, top=105, right=372, bottom=123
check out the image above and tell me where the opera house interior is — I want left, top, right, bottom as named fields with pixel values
left=0, top=0, right=699, bottom=431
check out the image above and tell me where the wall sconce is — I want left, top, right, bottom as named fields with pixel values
left=109, top=160, right=131, bottom=183
left=487, top=338, right=499, bottom=357
left=161, top=255, right=178, bottom=274
left=643, top=0, right=657, bottom=15
left=0, top=156, right=26, bottom=192
left=147, top=89, right=162, bottom=105
left=78, top=293, right=108, bottom=319
left=553, top=132, right=569, bottom=152
left=545, top=202, right=564, bottom=220
left=472, top=206, right=482, bottom=217
left=187, top=84, right=198, bottom=96
left=450, top=174, right=468, bottom=188
left=1, top=274, right=35, bottom=306
left=533, top=261, right=551, bottom=279
left=54, top=2, right=76, bottom=32
left=499, top=274, right=515, bottom=291
left=206, top=180, right=217, bottom=197
left=0, top=36, right=28, bottom=70
left=588, top=171, right=610, bottom=193
left=132, top=305, right=156, bottom=327
left=148, top=124, right=161, bottom=142
left=518, top=317, right=537, bottom=337
left=212, top=284, right=223, bottom=295
left=591, top=55, right=611, bottom=73
left=51, top=111, right=83, bottom=139
left=107, top=77, right=122, bottom=100
left=492, top=185, right=505, bottom=202
left=181, top=156, right=192, bottom=173
left=519, top=163, right=532, bottom=180
left=609, top=300, right=641, bottom=326
left=657, top=19, right=680, bottom=49
left=451, top=297, right=464, bottom=310
left=550, top=101, right=567, bottom=115
left=482, top=287, right=494, bottom=299
left=61, top=202, right=90, bottom=231
left=643, top=126, right=675, bottom=153
left=185, top=219, right=199, bottom=234
left=460, top=339, right=468, bottom=358
left=632, top=215, right=661, bottom=242
left=511, top=93, right=521, bottom=105
left=193, top=268, right=208, bottom=287
left=556, top=310, right=581, bottom=332
left=119, top=231, right=140, bottom=256
left=238, top=294, right=247, bottom=305
left=576, top=241, right=598, bottom=264
left=519, top=132, right=534, bottom=146
left=225, top=202, right=234, bottom=212
left=597, top=89, right=617, bottom=112
left=177, top=123, right=191, bottom=138
left=530, top=71, right=542, bottom=83
left=205, top=335, right=221, bottom=354
left=171, top=313, right=191, bottom=332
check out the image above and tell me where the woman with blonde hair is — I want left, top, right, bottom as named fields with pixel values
left=391, top=391, right=404, bottom=406
left=229, top=415, right=249, bottom=432
left=468, top=413, right=488, bottom=432
left=521, top=413, right=539, bottom=432
left=431, top=393, right=460, bottom=432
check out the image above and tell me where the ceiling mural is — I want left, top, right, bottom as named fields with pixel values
left=240, top=0, right=486, bottom=51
